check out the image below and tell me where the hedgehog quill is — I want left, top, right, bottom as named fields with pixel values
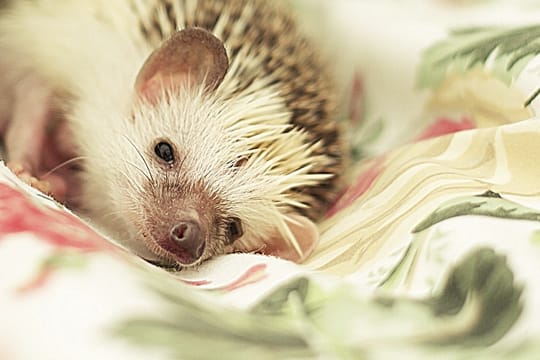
left=0, top=0, right=346, bottom=267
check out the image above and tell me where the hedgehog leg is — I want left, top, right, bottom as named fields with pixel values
left=3, top=73, right=70, bottom=201
left=5, top=75, right=49, bottom=163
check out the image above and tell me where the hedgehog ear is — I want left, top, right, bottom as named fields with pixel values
left=135, top=27, right=229, bottom=104
left=258, top=214, right=320, bottom=264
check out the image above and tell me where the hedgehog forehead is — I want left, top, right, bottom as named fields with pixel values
left=149, top=90, right=227, bottom=140
left=132, top=85, right=290, bottom=167
left=128, top=95, right=222, bottom=171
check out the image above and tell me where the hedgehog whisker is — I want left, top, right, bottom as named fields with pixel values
left=118, top=163, right=147, bottom=193
left=41, top=156, right=88, bottom=178
left=124, top=161, right=152, bottom=186
left=122, top=134, right=155, bottom=185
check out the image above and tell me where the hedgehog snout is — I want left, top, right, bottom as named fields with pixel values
left=169, top=220, right=205, bottom=264
left=148, top=209, right=211, bottom=266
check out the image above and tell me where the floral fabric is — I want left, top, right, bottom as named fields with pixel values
left=3, top=0, right=540, bottom=359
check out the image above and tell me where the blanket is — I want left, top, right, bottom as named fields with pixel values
left=2, top=0, right=540, bottom=358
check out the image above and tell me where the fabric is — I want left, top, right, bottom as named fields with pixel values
left=3, top=0, right=540, bottom=358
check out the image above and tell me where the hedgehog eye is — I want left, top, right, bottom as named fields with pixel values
left=226, top=217, right=243, bottom=244
left=154, top=141, right=175, bottom=164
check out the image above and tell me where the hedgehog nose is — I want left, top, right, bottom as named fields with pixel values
left=170, top=221, right=205, bottom=264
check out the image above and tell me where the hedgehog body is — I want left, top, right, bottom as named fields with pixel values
left=0, top=0, right=345, bottom=266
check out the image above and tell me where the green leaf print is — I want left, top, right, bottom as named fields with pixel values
left=418, top=25, right=540, bottom=89
left=114, top=247, right=524, bottom=359
left=413, top=191, right=540, bottom=233
left=423, top=248, right=523, bottom=346
left=373, top=248, right=523, bottom=348
left=251, top=277, right=311, bottom=316
left=113, top=270, right=316, bottom=360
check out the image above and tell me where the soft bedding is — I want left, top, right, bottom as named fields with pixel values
left=2, top=0, right=540, bottom=359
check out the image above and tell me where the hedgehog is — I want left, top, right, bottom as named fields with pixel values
left=0, top=0, right=346, bottom=267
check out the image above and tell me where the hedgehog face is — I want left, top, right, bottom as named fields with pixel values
left=99, top=27, right=325, bottom=267
left=120, top=89, right=325, bottom=267
left=115, top=80, right=324, bottom=267
left=129, top=135, right=247, bottom=267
